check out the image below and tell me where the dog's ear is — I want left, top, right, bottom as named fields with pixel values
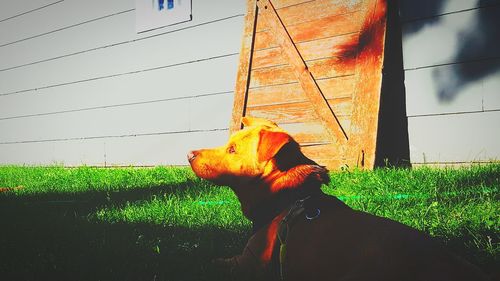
left=242, top=116, right=278, bottom=128
left=258, top=129, right=292, bottom=162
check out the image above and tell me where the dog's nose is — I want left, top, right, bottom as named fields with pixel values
left=187, top=150, right=198, bottom=162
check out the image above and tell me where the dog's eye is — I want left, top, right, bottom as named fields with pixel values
left=227, top=145, right=236, bottom=154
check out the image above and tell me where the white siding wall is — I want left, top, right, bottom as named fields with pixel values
left=2, top=0, right=499, bottom=167
left=400, top=0, right=500, bottom=165
left=0, top=0, right=246, bottom=166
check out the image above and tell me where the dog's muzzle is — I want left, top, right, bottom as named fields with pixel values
left=187, top=150, right=198, bottom=163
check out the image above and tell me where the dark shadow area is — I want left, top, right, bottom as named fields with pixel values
left=399, top=0, right=447, bottom=34
left=375, top=0, right=411, bottom=167
left=0, top=179, right=208, bottom=210
left=0, top=187, right=250, bottom=281
left=434, top=3, right=500, bottom=101
left=401, top=0, right=500, bottom=101
left=1, top=178, right=498, bottom=280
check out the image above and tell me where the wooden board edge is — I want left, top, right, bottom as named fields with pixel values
left=347, top=0, right=388, bottom=169
left=230, top=0, right=258, bottom=134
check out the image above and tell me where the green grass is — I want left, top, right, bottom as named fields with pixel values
left=0, top=165, right=498, bottom=281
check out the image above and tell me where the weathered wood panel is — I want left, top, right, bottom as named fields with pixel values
left=313, top=158, right=354, bottom=169
left=301, top=143, right=343, bottom=161
left=346, top=0, right=387, bottom=168
left=281, top=120, right=351, bottom=144
left=279, top=122, right=330, bottom=144
left=247, top=101, right=351, bottom=125
left=246, top=76, right=354, bottom=107
left=230, top=0, right=258, bottom=133
left=255, top=0, right=363, bottom=32
left=256, top=0, right=350, bottom=145
left=252, top=33, right=359, bottom=69
left=231, top=0, right=388, bottom=169
left=249, top=57, right=355, bottom=88
left=254, top=11, right=363, bottom=50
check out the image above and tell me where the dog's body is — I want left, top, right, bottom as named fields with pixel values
left=188, top=117, right=489, bottom=281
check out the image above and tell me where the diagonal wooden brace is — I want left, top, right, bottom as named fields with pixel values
left=255, top=0, right=349, bottom=144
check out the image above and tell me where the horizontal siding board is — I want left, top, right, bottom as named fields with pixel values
left=0, top=93, right=232, bottom=143
left=0, top=98, right=191, bottom=143
left=483, top=68, right=500, bottom=111
left=188, top=93, right=234, bottom=131
left=408, top=111, right=500, bottom=163
left=399, top=0, right=500, bottom=22
left=104, top=130, right=229, bottom=166
left=0, top=0, right=246, bottom=71
left=0, top=55, right=238, bottom=119
left=0, top=138, right=106, bottom=166
left=0, top=130, right=229, bottom=166
left=0, top=16, right=244, bottom=95
left=404, top=63, right=487, bottom=116
left=0, top=0, right=131, bottom=46
left=402, top=6, right=500, bottom=70
left=0, top=0, right=61, bottom=21
left=0, top=9, right=133, bottom=71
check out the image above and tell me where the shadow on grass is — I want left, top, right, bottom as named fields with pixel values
left=4, top=179, right=207, bottom=207
left=1, top=186, right=498, bottom=280
left=0, top=184, right=250, bottom=281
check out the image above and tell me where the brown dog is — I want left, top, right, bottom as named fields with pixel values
left=188, top=117, right=489, bottom=281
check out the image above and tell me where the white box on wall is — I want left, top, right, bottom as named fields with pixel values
left=136, top=0, right=192, bottom=33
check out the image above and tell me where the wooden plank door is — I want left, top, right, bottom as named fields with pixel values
left=231, top=0, right=388, bottom=170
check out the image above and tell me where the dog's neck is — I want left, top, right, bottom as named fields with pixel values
left=230, top=164, right=327, bottom=233
left=249, top=183, right=322, bottom=233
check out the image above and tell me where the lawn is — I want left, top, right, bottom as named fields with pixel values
left=0, top=165, right=498, bottom=281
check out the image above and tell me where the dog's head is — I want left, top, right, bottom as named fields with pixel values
left=188, top=117, right=329, bottom=192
